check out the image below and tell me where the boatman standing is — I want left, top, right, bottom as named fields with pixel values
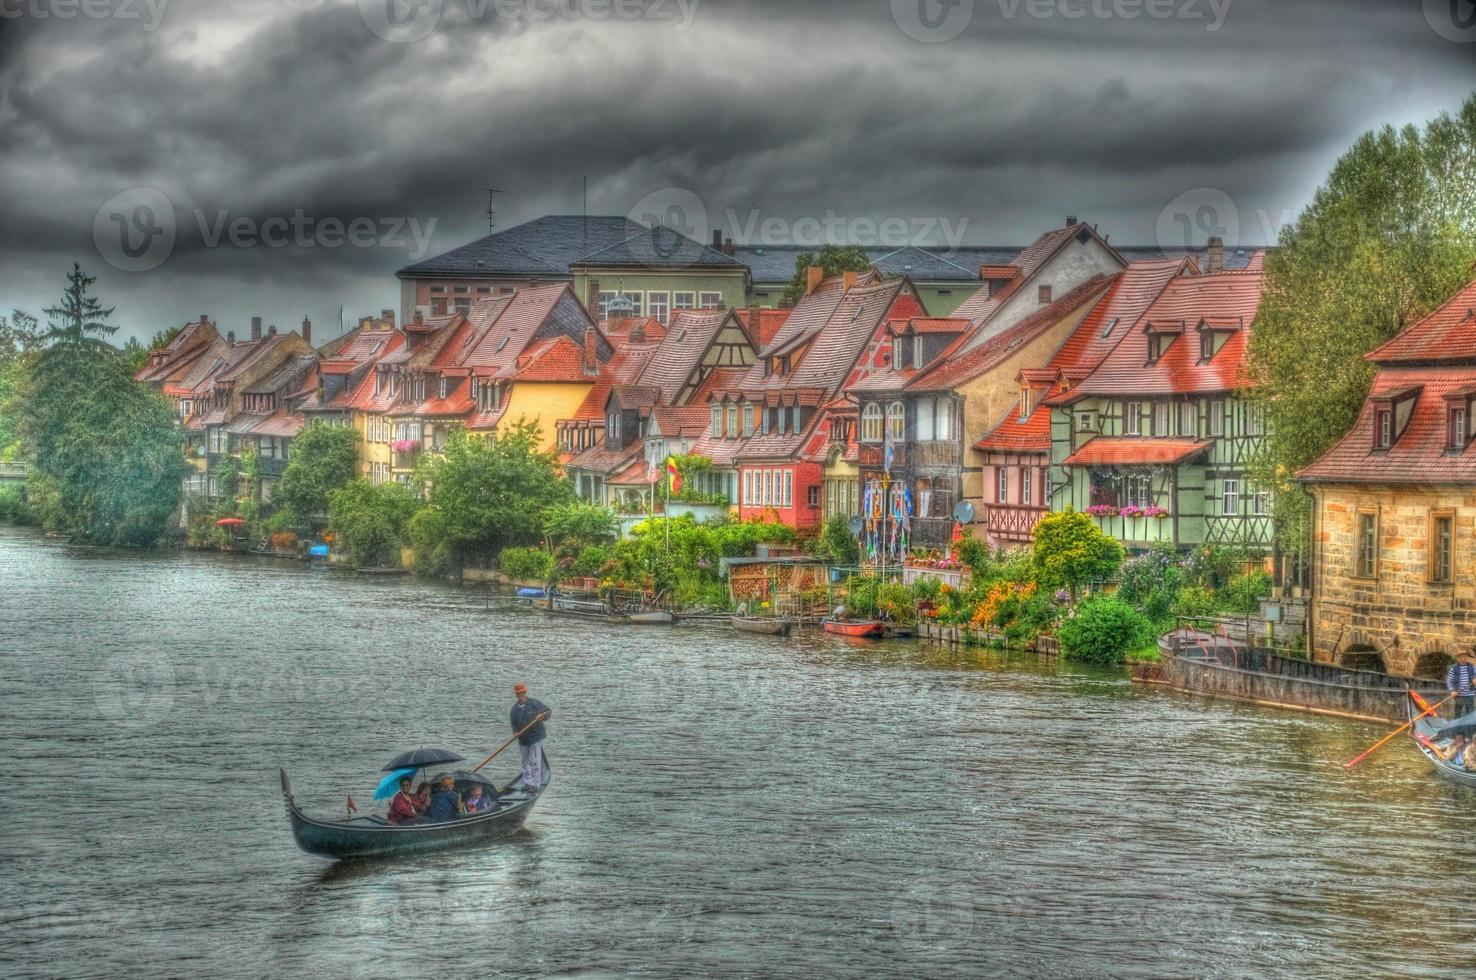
left=1448, top=649, right=1476, bottom=718
left=510, top=683, right=551, bottom=792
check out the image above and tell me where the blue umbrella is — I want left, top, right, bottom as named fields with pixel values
left=374, top=767, right=418, bottom=801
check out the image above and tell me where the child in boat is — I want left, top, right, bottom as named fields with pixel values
left=463, top=784, right=493, bottom=813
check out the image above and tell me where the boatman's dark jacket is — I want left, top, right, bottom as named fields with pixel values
left=511, top=698, right=551, bottom=746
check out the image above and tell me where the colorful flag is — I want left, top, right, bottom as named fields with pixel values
left=666, top=457, right=682, bottom=495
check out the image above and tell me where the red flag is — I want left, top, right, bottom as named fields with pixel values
left=666, top=457, right=682, bottom=495
left=346, top=795, right=357, bottom=815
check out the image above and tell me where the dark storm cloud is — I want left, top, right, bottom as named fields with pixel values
left=0, top=0, right=1473, bottom=340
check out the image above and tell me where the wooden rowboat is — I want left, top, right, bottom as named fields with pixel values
left=1409, top=701, right=1476, bottom=789
left=732, top=615, right=792, bottom=637
left=628, top=610, right=677, bottom=625
left=280, top=767, right=546, bottom=860
left=822, top=618, right=884, bottom=638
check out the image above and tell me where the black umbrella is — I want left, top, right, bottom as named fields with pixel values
left=439, top=770, right=498, bottom=788
left=382, top=748, right=465, bottom=772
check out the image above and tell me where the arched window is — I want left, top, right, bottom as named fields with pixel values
left=886, top=402, right=905, bottom=441
left=862, top=403, right=883, bottom=442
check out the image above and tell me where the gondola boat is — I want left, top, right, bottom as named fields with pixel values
left=1408, top=700, right=1476, bottom=789
left=822, top=618, right=884, bottom=638
left=732, top=615, right=792, bottom=637
left=280, top=768, right=547, bottom=860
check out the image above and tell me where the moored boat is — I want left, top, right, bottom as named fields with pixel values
left=732, top=615, right=792, bottom=637
left=1409, top=700, right=1476, bottom=789
left=628, top=609, right=677, bottom=625
left=280, top=767, right=546, bottom=860
left=822, top=618, right=884, bottom=638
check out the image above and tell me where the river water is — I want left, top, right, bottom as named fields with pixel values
left=0, top=525, right=1470, bottom=978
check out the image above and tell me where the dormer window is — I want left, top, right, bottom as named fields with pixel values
left=1200, top=331, right=1215, bottom=360
left=711, top=404, right=723, bottom=437
left=470, top=377, right=479, bottom=400
left=1020, top=387, right=1033, bottom=418
left=893, top=337, right=905, bottom=370
left=1149, top=333, right=1175, bottom=362
left=1450, top=405, right=1467, bottom=451
left=913, top=335, right=924, bottom=370
left=438, top=377, right=447, bottom=400
left=608, top=411, right=621, bottom=442
left=1375, top=409, right=1392, bottom=449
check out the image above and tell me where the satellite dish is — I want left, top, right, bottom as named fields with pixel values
left=952, top=501, right=975, bottom=524
left=847, top=516, right=864, bottom=536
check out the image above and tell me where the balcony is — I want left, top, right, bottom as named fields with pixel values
left=912, top=441, right=959, bottom=469
left=986, top=504, right=1048, bottom=543
left=858, top=442, right=906, bottom=469
left=258, top=456, right=288, bottom=477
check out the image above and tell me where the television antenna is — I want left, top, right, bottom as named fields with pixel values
left=484, top=188, right=503, bottom=232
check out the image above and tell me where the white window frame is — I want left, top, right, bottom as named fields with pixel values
left=1125, top=402, right=1142, bottom=436
left=647, top=291, right=670, bottom=325
left=862, top=404, right=883, bottom=442
left=699, top=291, right=723, bottom=309
left=674, top=291, right=696, bottom=311
left=886, top=401, right=905, bottom=442
left=917, top=397, right=936, bottom=441
left=1222, top=478, right=1239, bottom=516
left=997, top=466, right=1009, bottom=504
left=784, top=471, right=793, bottom=508
left=1022, top=467, right=1033, bottom=506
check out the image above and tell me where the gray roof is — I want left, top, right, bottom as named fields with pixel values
left=401, top=214, right=1263, bottom=284
left=398, top=215, right=650, bottom=279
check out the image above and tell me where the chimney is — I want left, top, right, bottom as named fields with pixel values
left=842, top=270, right=858, bottom=291
left=267, top=323, right=277, bottom=336
left=712, top=229, right=723, bottom=250
left=1207, top=235, right=1224, bottom=274
left=413, top=310, right=425, bottom=326
left=250, top=316, right=262, bottom=342
left=583, top=326, right=598, bottom=374
left=360, top=317, right=373, bottom=330
left=301, top=316, right=311, bottom=345
left=748, top=303, right=761, bottom=341
left=723, top=236, right=734, bottom=256
left=1066, top=215, right=1078, bottom=226
left=805, top=265, right=824, bottom=296
left=631, top=317, right=646, bottom=344
left=381, top=308, right=395, bottom=327
left=199, top=313, right=210, bottom=325
left=586, top=279, right=602, bottom=320
left=227, top=330, right=235, bottom=345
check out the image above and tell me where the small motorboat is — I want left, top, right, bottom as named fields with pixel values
left=1409, top=699, right=1476, bottom=789
left=732, top=615, right=792, bottom=637
left=822, top=618, right=884, bottom=638
left=516, top=587, right=547, bottom=599
left=280, top=765, right=548, bottom=860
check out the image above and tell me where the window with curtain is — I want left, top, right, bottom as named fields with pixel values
left=917, top=398, right=935, bottom=441
left=862, top=403, right=883, bottom=442
left=887, top=402, right=905, bottom=441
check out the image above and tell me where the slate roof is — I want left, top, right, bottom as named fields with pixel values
left=573, top=225, right=743, bottom=269
left=397, top=215, right=648, bottom=279
left=1063, top=269, right=1265, bottom=398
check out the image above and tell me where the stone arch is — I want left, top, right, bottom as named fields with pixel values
left=1339, top=646, right=1388, bottom=674
left=1413, top=650, right=1455, bottom=680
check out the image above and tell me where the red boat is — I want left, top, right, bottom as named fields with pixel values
left=822, top=618, right=885, bottom=638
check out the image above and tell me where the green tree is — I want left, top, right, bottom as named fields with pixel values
left=18, top=267, right=186, bottom=546
left=410, top=420, right=575, bottom=574
left=1247, top=96, right=1476, bottom=560
left=0, top=311, right=41, bottom=459
left=327, top=479, right=421, bottom=568
left=781, top=244, right=874, bottom=305
left=1058, top=595, right=1151, bottom=666
left=542, top=501, right=619, bottom=547
left=817, top=514, right=861, bottom=565
left=273, top=422, right=361, bottom=525
left=1031, top=510, right=1124, bottom=597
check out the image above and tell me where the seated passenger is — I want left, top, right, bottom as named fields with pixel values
left=426, top=774, right=464, bottom=822
left=463, top=784, right=493, bottom=813
left=387, top=777, right=425, bottom=825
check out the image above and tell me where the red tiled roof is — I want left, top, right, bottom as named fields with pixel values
left=633, top=308, right=733, bottom=402
left=609, top=457, right=659, bottom=485
left=978, top=264, right=1019, bottom=280
left=905, top=317, right=971, bottom=335
left=909, top=275, right=1117, bottom=392
left=1064, top=438, right=1213, bottom=467
left=603, top=316, right=666, bottom=344
left=1300, top=367, right=1476, bottom=483
left=1064, top=269, right=1264, bottom=398
left=1365, top=279, right=1476, bottom=365
left=975, top=392, right=1054, bottom=455
left=512, top=336, right=589, bottom=382
left=735, top=307, right=791, bottom=347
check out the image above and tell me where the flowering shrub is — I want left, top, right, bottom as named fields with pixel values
left=392, top=439, right=420, bottom=454
left=1084, top=504, right=1118, bottom=517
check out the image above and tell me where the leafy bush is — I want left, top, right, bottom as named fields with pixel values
left=1223, top=570, right=1272, bottom=615
left=911, top=575, right=943, bottom=603
left=1172, top=585, right=1220, bottom=619
left=818, top=513, right=860, bottom=565
left=1032, top=510, right=1125, bottom=596
left=1058, top=595, right=1151, bottom=666
left=499, top=546, right=555, bottom=582
left=875, top=582, right=916, bottom=625
left=0, top=485, right=32, bottom=525
left=568, top=544, right=613, bottom=579
left=327, top=479, right=420, bottom=568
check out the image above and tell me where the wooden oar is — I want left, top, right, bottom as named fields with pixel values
left=469, top=713, right=548, bottom=775
left=1343, top=692, right=1455, bottom=768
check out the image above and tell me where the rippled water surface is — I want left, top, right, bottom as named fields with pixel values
left=1, top=525, right=1472, bottom=978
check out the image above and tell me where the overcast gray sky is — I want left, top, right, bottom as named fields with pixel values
left=1, top=0, right=1473, bottom=342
